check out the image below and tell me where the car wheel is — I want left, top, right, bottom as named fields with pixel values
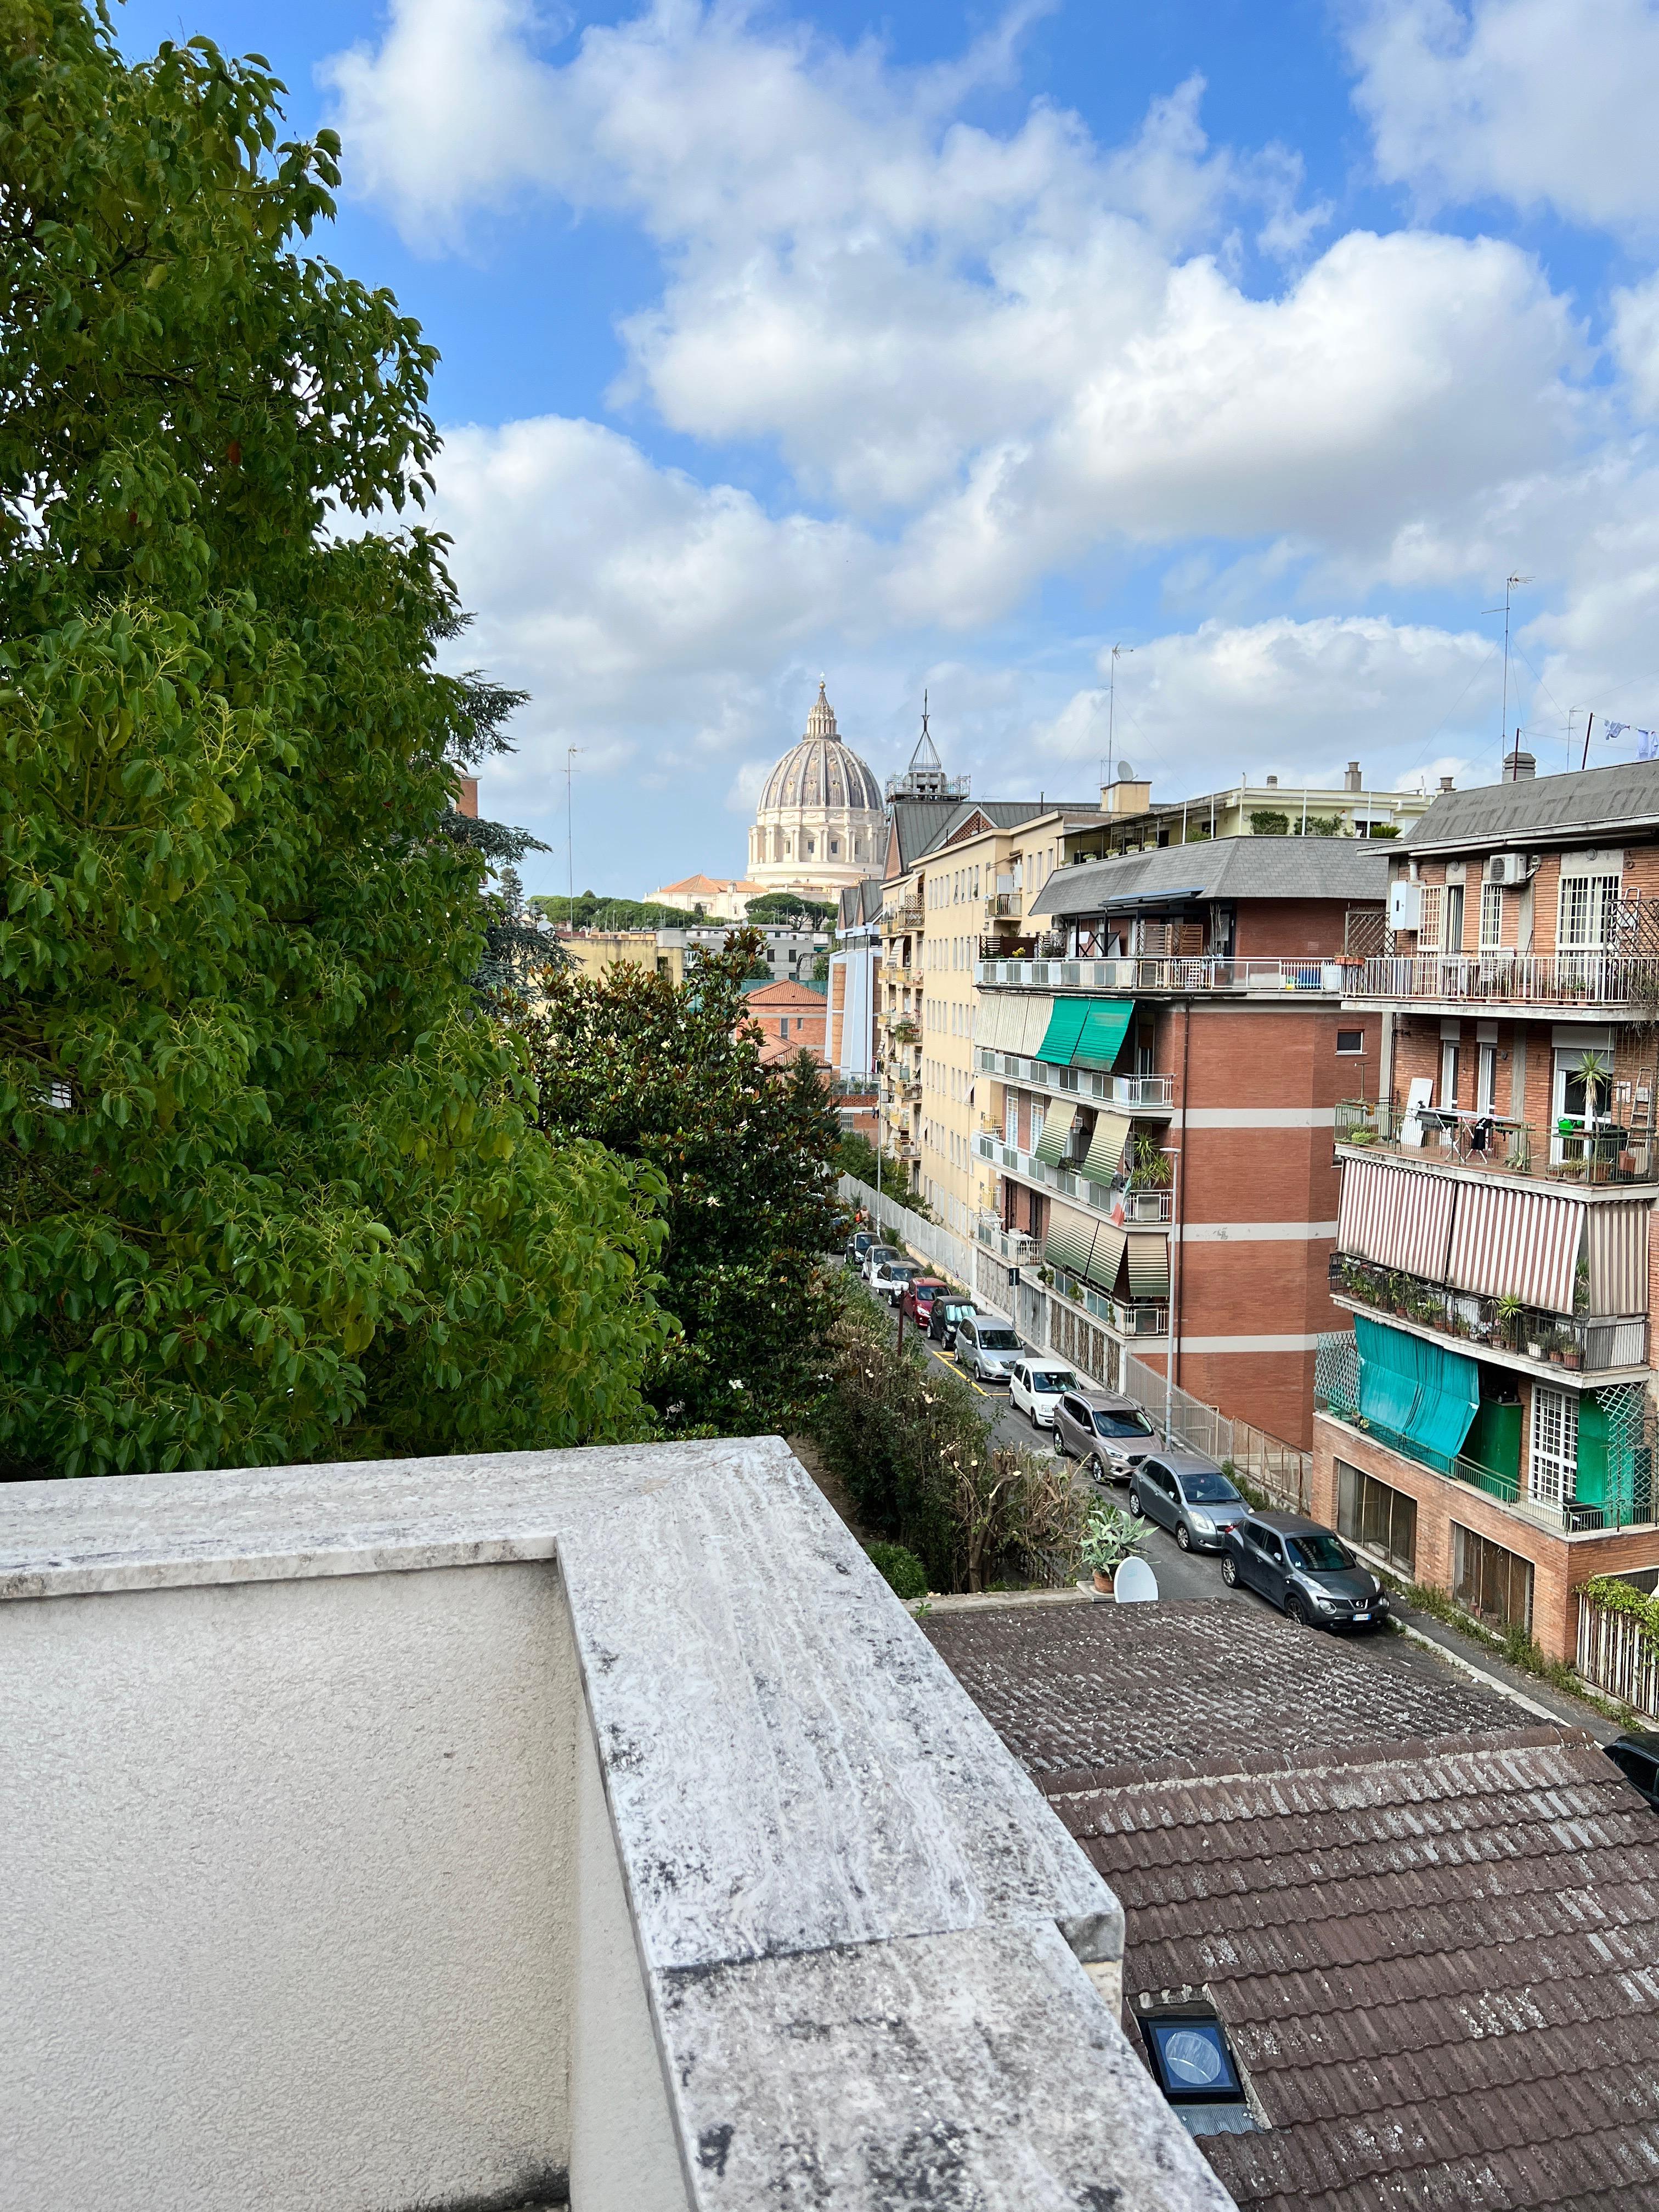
left=1127, top=1485, right=1144, bottom=1517
left=1053, top=1431, right=1068, bottom=1457
left=1176, top=1522, right=1192, bottom=1552
left=1221, top=1553, right=1238, bottom=1587
left=1286, top=1590, right=1312, bottom=1628
left=1085, top=1453, right=1106, bottom=1485
left=1028, top=1404, right=1040, bottom=1429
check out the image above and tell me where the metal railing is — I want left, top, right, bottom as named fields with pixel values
left=978, top=955, right=1345, bottom=995
left=1336, top=1097, right=1658, bottom=1186
left=1330, top=1255, right=1648, bottom=1374
left=974, top=1131, right=1176, bottom=1228
left=974, top=1217, right=1042, bottom=1266
left=985, top=892, right=1023, bottom=921
left=973, top=1050, right=1175, bottom=1111
left=1048, top=1267, right=1168, bottom=1336
left=885, top=899, right=924, bottom=931
left=1347, top=950, right=1659, bottom=1011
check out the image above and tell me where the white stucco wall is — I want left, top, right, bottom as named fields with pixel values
left=3, top=1561, right=577, bottom=2212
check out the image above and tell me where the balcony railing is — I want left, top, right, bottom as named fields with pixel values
left=1049, top=1267, right=1169, bottom=1337
left=1330, top=1254, right=1647, bottom=1375
left=985, top=892, right=1024, bottom=921
left=974, top=1131, right=1174, bottom=1227
left=1318, top=1364, right=1656, bottom=1536
left=978, top=955, right=1344, bottom=995
left=886, top=898, right=924, bottom=931
left=974, top=1050, right=1175, bottom=1113
left=1336, top=1098, right=1658, bottom=1186
left=1346, top=950, right=1659, bottom=1012
left=975, top=1217, right=1043, bottom=1266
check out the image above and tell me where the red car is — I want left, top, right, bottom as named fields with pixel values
left=900, top=1277, right=949, bottom=1327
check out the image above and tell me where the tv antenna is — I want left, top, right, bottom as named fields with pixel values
left=565, top=746, right=582, bottom=921
left=1108, top=645, right=1133, bottom=786
left=1482, top=577, right=1530, bottom=777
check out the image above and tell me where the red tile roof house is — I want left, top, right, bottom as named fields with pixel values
left=927, top=1596, right=1659, bottom=2209
left=742, top=975, right=830, bottom=1069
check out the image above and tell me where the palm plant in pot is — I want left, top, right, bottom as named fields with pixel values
left=1080, top=1502, right=1147, bottom=1595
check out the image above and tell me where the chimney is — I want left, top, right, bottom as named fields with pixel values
left=1438, top=775, right=1454, bottom=793
left=1344, top=761, right=1362, bottom=793
left=1265, top=774, right=1278, bottom=788
left=455, top=774, right=479, bottom=819
left=1101, top=764, right=1152, bottom=818
left=1504, top=749, right=1536, bottom=782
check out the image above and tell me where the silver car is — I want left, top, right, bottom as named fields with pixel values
left=953, top=1314, right=1023, bottom=1383
left=1128, top=1451, right=1248, bottom=1554
left=1051, top=1387, right=1159, bottom=1485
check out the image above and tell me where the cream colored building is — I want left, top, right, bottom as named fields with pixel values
left=644, top=873, right=767, bottom=921
left=555, top=931, right=690, bottom=986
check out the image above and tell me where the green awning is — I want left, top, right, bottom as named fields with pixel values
left=1034, top=1109, right=1075, bottom=1166
left=1082, top=1111, right=1132, bottom=1184
left=1073, top=1000, right=1135, bottom=1071
left=1127, top=1233, right=1170, bottom=1299
left=1043, top=1213, right=1093, bottom=1277
left=1035, top=999, right=1090, bottom=1065
left=1084, top=1223, right=1127, bottom=1293
left=1354, top=1316, right=1479, bottom=1473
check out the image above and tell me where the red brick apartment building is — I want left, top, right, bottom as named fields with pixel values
left=974, top=839, right=1390, bottom=1448
left=1319, top=759, right=1659, bottom=1660
left=742, top=975, right=828, bottom=1067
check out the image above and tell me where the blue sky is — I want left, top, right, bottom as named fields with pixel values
left=117, top=1, right=1659, bottom=894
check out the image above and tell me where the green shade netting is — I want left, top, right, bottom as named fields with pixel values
left=1355, top=1314, right=1479, bottom=1473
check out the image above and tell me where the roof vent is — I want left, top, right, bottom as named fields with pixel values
left=1345, top=761, right=1362, bottom=792
left=1439, top=775, right=1455, bottom=792
left=1265, top=774, right=1278, bottom=788
left=1504, top=749, right=1536, bottom=782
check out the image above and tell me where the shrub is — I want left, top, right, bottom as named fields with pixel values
left=865, top=1541, right=929, bottom=1601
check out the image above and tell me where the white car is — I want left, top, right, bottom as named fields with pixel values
left=1009, top=1361, right=1080, bottom=1429
left=954, top=1314, right=1024, bottom=1384
left=860, top=1243, right=899, bottom=1284
left=869, top=1257, right=919, bottom=1306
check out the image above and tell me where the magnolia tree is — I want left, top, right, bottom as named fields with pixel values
left=0, top=8, right=668, bottom=1476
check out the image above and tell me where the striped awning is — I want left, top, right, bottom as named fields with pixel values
left=1588, top=1202, right=1649, bottom=1315
left=1336, top=1155, right=1457, bottom=1281
left=1072, top=1000, right=1134, bottom=1072
left=1127, top=1233, right=1170, bottom=1299
left=1013, top=995, right=1054, bottom=1057
left=1444, top=1181, right=1584, bottom=1313
left=978, top=994, right=1017, bottom=1051
left=1084, top=1222, right=1128, bottom=1292
left=1081, top=1110, right=1132, bottom=1184
left=1043, top=1211, right=1127, bottom=1293
left=1034, top=1109, right=1079, bottom=1166
left=1035, top=1000, right=1089, bottom=1066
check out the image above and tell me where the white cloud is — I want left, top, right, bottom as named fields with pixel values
left=1347, top=0, right=1659, bottom=234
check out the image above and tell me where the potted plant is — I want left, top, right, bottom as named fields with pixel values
left=1080, top=1503, right=1146, bottom=1596
left=1495, top=1293, right=1522, bottom=1349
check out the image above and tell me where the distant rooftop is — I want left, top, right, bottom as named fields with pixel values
left=1033, top=835, right=1391, bottom=919
left=1402, top=758, right=1659, bottom=853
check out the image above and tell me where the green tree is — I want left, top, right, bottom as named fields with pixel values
left=0, top=5, right=668, bottom=1476
left=744, top=890, right=838, bottom=929
left=520, top=934, right=845, bottom=1435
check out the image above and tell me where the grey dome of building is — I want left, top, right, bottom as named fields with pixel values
left=748, top=682, right=888, bottom=895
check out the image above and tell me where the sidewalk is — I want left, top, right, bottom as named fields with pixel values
left=1387, top=1599, right=1626, bottom=1745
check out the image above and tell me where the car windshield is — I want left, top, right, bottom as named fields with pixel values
left=887, top=1263, right=918, bottom=1280
left=1288, top=1532, right=1355, bottom=1573
left=1093, top=1408, right=1155, bottom=1438
left=977, top=1328, right=1020, bottom=1351
left=1032, top=1370, right=1075, bottom=1392
left=868, top=1248, right=896, bottom=1265
left=1179, top=1471, right=1242, bottom=1504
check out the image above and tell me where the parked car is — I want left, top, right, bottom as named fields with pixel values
left=900, top=1277, right=949, bottom=1327
left=954, top=1315, right=1023, bottom=1384
left=1127, top=1453, right=1248, bottom=1553
left=1605, top=1732, right=1659, bottom=1809
left=870, top=1257, right=920, bottom=1305
left=845, top=1229, right=876, bottom=1270
left=928, top=1297, right=976, bottom=1351
left=1051, top=1388, right=1159, bottom=1484
left=1221, top=1511, right=1390, bottom=1629
left=860, top=1243, right=899, bottom=1283
left=1009, top=1361, right=1079, bottom=1428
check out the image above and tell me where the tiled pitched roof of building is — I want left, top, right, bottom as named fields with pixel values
left=926, top=1601, right=1659, bottom=2211
left=1401, top=758, right=1659, bottom=855
left=1032, top=837, right=1391, bottom=919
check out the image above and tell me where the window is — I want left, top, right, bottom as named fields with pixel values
left=1417, top=883, right=1444, bottom=950
left=1444, top=881, right=1465, bottom=952
left=1558, top=871, right=1621, bottom=950
left=1336, top=1460, right=1418, bottom=1576
left=1137, top=2008, right=1248, bottom=2121
left=1439, top=1038, right=1460, bottom=1109
left=1453, top=1522, right=1533, bottom=1634
left=1477, top=1041, right=1497, bottom=1116
left=1530, top=1385, right=1578, bottom=1507
left=1481, top=882, right=1504, bottom=951
left=1336, top=1029, right=1364, bottom=1056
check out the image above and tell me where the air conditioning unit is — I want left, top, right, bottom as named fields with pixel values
left=1389, top=879, right=1422, bottom=930
left=1485, top=853, right=1528, bottom=886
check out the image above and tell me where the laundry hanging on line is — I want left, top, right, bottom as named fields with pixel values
left=1603, top=721, right=1659, bottom=759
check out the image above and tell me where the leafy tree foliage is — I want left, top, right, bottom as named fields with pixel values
left=520, top=935, right=845, bottom=1435
left=0, top=5, right=667, bottom=1476
left=527, top=891, right=706, bottom=932
left=744, top=890, right=838, bottom=930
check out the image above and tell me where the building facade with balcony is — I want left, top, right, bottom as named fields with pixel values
left=1316, top=760, right=1659, bottom=1660
left=975, top=838, right=1391, bottom=1446
left=1064, top=760, right=1440, bottom=864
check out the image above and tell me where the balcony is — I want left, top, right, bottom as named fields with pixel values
left=887, top=897, right=924, bottom=931
left=975, top=1216, right=1043, bottom=1266
left=985, top=891, right=1024, bottom=921
left=1344, top=949, right=1659, bottom=1014
left=974, top=1050, right=1175, bottom=1115
left=1330, top=1254, right=1647, bottom=1379
left=1317, top=1347, right=1655, bottom=1536
left=1049, top=1269, right=1169, bottom=1338
left=2, top=1441, right=1224, bottom=2210
left=979, top=954, right=1345, bottom=996
left=1336, top=1097, right=1659, bottom=1188
left=974, top=1131, right=1173, bottom=1226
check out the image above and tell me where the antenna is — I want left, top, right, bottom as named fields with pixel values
left=565, top=746, right=582, bottom=921
left=1496, top=575, right=1530, bottom=776
left=1108, top=645, right=1133, bottom=786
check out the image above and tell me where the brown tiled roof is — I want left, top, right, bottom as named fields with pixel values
left=926, top=1602, right=1659, bottom=2210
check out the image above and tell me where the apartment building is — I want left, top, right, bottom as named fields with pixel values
left=875, top=795, right=1104, bottom=1229
left=1071, top=761, right=1439, bottom=861
left=1315, top=759, right=1659, bottom=1660
left=828, top=879, right=883, bottom=1080
left=973, top=838, right=1390, bottom=1447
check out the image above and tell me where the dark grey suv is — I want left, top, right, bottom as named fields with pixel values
left=1051, top=1388, right=1159, bottom=1485
left=1222, top=1511, right=1390, bottom=1629
left=1127, top=1452, right=1248, bottom=1553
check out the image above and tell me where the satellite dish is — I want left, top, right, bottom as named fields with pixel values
left=1114, top=1556, right=1158, bottom=1604
left=1116, top=761, right=1135, bottom=782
